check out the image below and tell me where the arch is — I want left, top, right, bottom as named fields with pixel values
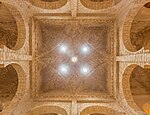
left=122, top=0, right=150, bottom=52
left=0, top=64, right=18, bottom=103
left=80, top=0, right=121, bottom=10
left=130, top=65, right=150, bottom=114
left=2, top=63, right=26, bottom=113
left=122, top=64, right=147, bottom=114
left=27, top=0, right=67, bottom=9
left=80, top=106, right=124, bottom=115
left=26, top=105, right=67, bottom=115
left=0, top=2, right=26, bottom=50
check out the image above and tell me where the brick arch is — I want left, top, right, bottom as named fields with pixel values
left=26, top=0, right=68, bottom=9
left=122, top=0, right=150, bottom=52
left=80, top=106, right=124, bottom=115
left=2, top=63, right=26, bottom=114
left=122, top=64, right=146, bottom=114
left=0, top=2, right=26, bottom=50
left=26, top=105, right=67, bottom=115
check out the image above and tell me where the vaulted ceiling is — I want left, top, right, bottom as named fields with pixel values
left=34, top=20, right=114, bottom=99
left=0, top=0, right=150, bottom=115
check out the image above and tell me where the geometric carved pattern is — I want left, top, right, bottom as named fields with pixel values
left=33, top=19, right=115, bottom=100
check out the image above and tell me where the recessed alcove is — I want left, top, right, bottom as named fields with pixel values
left=0, top=65, right=18, bottom=103
left=128, top=2, right=150, bottom=51
left=0, top=3, right=18, bottom=49
left=130, top=66, right=150, bottom=114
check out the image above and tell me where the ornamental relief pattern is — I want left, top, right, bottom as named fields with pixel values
left=32, top=19, right=115, bottom=100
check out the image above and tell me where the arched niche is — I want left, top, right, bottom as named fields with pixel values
left=0, top=2, right=26, bottom=50
left=80, top=0, right=121, bottom=10
left=0, top=64, right=18, bottom=103
left=80, top=106, right=124, bottom=115
left=0, top=63, right=26, bottom=113
left=26, top=0, right=67, bottom=9
left=130, top=2, right=150, bottom=51
left=130, top=65, right=150, bottom=114
left=122, top=64, right=149, bottom=114
left=26, top=106, right=67, bottom=115
left=122, top=0, right=150, bottom=52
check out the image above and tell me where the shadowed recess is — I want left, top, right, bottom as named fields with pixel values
left=90, top=0, right=105, bottom=2
left=129, top=3, right=150, bottom=51
left=0, top=65, right=18, bottom=103
left=130, top=66, right=150, bottom=95
left=28, top=0, right=67, bottom=9
left=80, top=0, right=121, bottom=10
left=144, top=2, right=150, bottom=8
left=130, top=66, right=150, bottom=114
left=41, top=0, right=59, bottom=2
left=0, top=3, right=18, bottom=49
left=80, top=106, right=124, bottom=115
